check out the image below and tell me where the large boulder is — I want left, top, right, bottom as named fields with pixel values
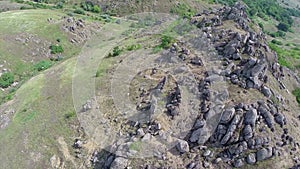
left=256, top=147, right=273, bottom=161
left=220, top=107, right=235, bottom=124
left=244, top=108, right=257, bottom=126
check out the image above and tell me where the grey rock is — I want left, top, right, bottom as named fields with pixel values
left=190, top=127, right=209, bottom=145
left=274, top=113, right=285, bottom=126
left=230, top=74, right=239, bottom=84
left=110, top=157, right=128, bottom=169
left=217, top=124, right=227, bottom=135
left=256, top=147, right=273, bottom=161
left=220, top=107, right=235, bottom=124
left=141, top=133, right=152, bottom=142
left=259, top=105, right=274, bottom=129
left=194, top=119, right=206, bottom=129
left=244, top=108, right=257, bottom=126
left=203, top=161, right=210, bottom=168
left=233, top=53, right=241, bottom=60
left=246, top=153, right=256, bottom=164
left=137, top=128, right=145, bottom=137
left=82, top=100, right=92, bottom=112
left=176, top=139, right=190, bottom=153
left=104, top=155, right=114, bottom=168
left=242, top=124, right=253, bottom=140
left=203, top=149, right=211, bottom=157
left=248, top=57, right=257, bottom=66
left=261, top=86, right=272, bottom=98
left=233, top=159, right=244, bottom=168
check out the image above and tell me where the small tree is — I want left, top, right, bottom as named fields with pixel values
left=277, top=22, right=290, bottom=32
left=112, top=46, right=122, bottom=56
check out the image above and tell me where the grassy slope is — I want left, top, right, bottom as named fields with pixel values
left=0, top=9, right=83, bottom=168
left=0, top=57, right=80, bottom=169
left=0, top=9, right=82, bottom=102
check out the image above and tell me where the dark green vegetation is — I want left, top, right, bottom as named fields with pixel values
left=80, top=1, right=101, bottom=13
left=292, top=88, right=300, bottom=105
left=33, top=60, right=53, bottom=71
left=50, top=44, right=64, bottom=54
left=107, top=46, right=122, bottom=57
left=153, top=35, right=176, bottom=53
left=0, top=72, right=14, bottom=88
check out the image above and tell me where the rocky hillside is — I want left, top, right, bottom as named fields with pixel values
left=81, top=2, right=300, bottom=169
left=0, top=0, right=300, bottom=169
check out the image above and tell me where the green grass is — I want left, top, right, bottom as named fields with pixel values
left=0, top=9, right=81, bottom=104
left=33, top=60, right=53, bottom=71
left=268, top=42, right=300, bottom=69
left=292, top=88, right=300, bottom=105
left=95, top=57, right=115, bottom=78
left=170, top=2, right=195, bottom=19
left=0, top=56, right=80, bottom=168
left=129, top=141, right=142, bottom=152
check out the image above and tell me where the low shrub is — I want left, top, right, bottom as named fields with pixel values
left=50, top=44, right=64, bottom=54
left=0, top=72, right=14, bottom=88
left=34, top=60, right=52, bottom=71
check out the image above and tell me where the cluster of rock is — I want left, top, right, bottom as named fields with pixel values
left=184, top=2, right=299, bottom=168
left=14, top=32, right=52, bottom=59
left=61, top=17, right=100, bottom=44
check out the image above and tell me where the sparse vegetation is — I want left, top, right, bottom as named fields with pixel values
left=64, top=111, right=76, bottom=119
left=170, top=3, right=195, bottom=19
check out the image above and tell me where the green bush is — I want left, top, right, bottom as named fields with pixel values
left=292, top=88, right=300, bottom=105
left=80, top=1, right=101, bottom=13
left=112, top=46, right=122, bottom=56
left=34, top=60, right=52, bottom=71
left=271, top=39, right=283, bottom=45
left=74, top=9, right=85, bottom=15
left=0, top=72, right=14, bottom=88
left=277, top=22, right=290, bottom=32
left=92, top=5, right=101, bottom=13
left=160, top=35, right=176, bottom=49
left=50, top=44, right=64, bottom=54
left=126, top=44, right=141, bottom=51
